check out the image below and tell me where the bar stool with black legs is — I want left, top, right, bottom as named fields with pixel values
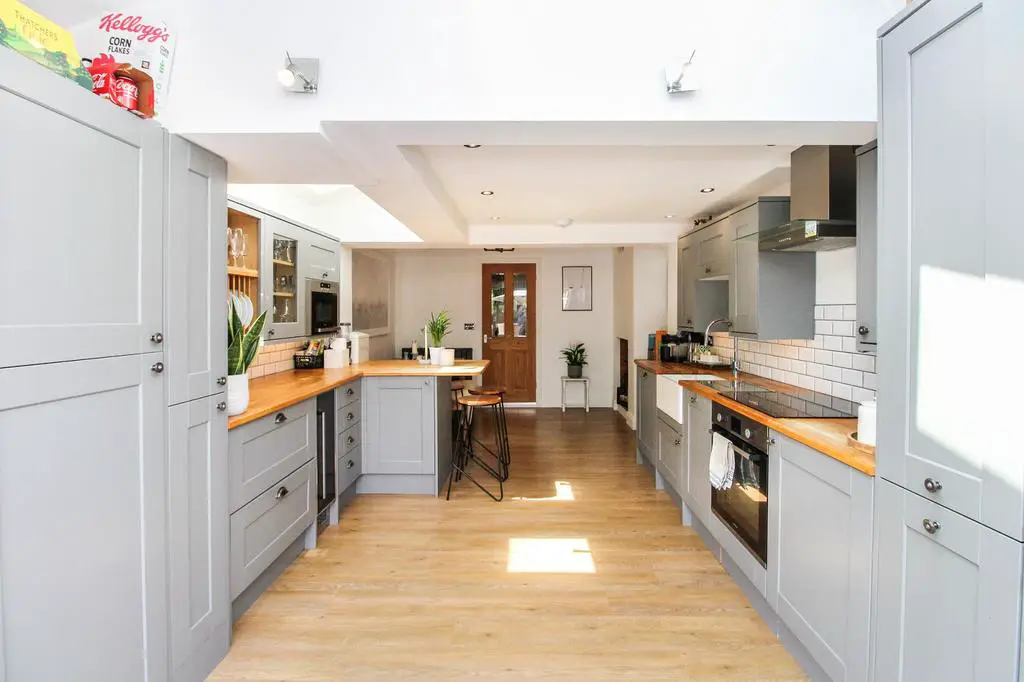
left=446, top=393, right=508, bottom=502
left=450, top=381, right=466, bottom=441
left=468, top=385, right=510, bottom=480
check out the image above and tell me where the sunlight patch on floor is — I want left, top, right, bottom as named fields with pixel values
left=506, top=538, right=595, bottom=574
left=514, top=480, right=575, bottom=502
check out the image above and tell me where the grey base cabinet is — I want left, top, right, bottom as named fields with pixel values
left=167, top=396, right=229, bottom=682
left=656, top=412, right=684, bottom=494
left=362, top=377, right=437, bottom=475
left=336, top=380, right=363, bottom=495
left=873, top=478, right=1022, bottom=682
left=768, top=433, right=873, bottom=682
left=684, top=393, right=712, bottom=526
left=636, top=369, right=657, bottom=462
left=0, top=355, right=168, bottom=682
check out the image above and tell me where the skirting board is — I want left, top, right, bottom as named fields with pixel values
left=357, top=473, right=437, bottom=495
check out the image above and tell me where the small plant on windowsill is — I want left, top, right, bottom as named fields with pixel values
left=560, top=342, right=588, bottom=378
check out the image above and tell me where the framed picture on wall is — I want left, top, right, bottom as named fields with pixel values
left=561, top=265, right=593, bottom=311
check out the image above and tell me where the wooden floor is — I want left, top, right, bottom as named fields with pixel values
left=211, top=409, right=805, bottom=681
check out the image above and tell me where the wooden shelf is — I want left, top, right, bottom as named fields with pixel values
left=273, top=292, right=296, bottom=298
left=273, top=259, right=296, bottom=267
left=228, top=266, right=259, bottom=277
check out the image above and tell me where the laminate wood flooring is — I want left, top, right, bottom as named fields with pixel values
left=211, top=408, right=806, bottom=681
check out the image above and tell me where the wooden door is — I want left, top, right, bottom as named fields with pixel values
left=166, top=135, right=228, bottom=406
left=482, top=264, right=536, bottom=403
left=0, top=48, right=164, bottom=369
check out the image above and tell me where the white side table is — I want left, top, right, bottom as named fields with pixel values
left=561, top=377, right=590, bottom=412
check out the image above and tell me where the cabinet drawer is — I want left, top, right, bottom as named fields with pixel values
left=229, top=460, right=315, bottom=599
left=337, top=380, right=361, bottom=410
left=339, top=421, right=361, bottom=456
left=336, top=399, right=361, bottom=432
left=337, top=446, right=362, bottom=495
left=229, top=399, right=316, bottom=512
left=904, top=455, right=982, bottom=535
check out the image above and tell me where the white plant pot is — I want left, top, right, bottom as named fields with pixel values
left=226, top=374, right=250, bottom=416
left=429, top=347, right=444, bottom=365
left=440, top=348, right=456, bottom=367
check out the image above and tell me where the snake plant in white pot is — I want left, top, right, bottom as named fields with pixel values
left=426, top=310, right=452, bottom=366
left=227, top=302, right=267, bottom=416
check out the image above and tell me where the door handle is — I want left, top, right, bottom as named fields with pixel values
left=346, top=459, right=355, bottom=469
left=483, top=334, right=489, bottom=344
left=275, top=486, right=289, bottom=500
left=318, top=410, right=327, bottom=500
left=275, top=412, right=287, bottom=424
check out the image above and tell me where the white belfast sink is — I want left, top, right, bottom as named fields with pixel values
left=656, top=374, right=729, bottom=424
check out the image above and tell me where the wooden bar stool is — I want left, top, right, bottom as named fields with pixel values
left=447, top=393, right=507, bottom=502
left=468, top=385, right=510, bottom=478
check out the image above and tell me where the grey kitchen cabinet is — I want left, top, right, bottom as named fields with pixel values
left=685, top=392, right=713, bottom=525
left=0, top=354, right=168, bottom=681
left=0, top=48, right=164, bottom=369
left=337, top=445, right=363, bottom=494
left=337, top=379, right=362, bottom=409
left=261, top=215, right=306, bottom=340
left=300, top=227, right=341, bottom=282
left=636, top=368, right=658, bottom=462
left=696, top=218, right=731, bottom=279
left=767, top=432, right=873, bottom=682
left=656, top=413, right=684, bottom=494
left=166, top=135, right=229, bottom=406
left=167, top=396, right=229, bottom=682
left=228, top=399, right=317, bottom=512
left=873, top=478, right=1023, bottom=682
left=855, top=142, right=878, bottom=350
left=727, top=199, right=815, bottom=340
left=877, top=0, right=1024, bottom=542
left=230, top=460, right=316, bottom=600
left=362, top=377, right=437, bottom=475
left=676, top=237, right=698, bottom=330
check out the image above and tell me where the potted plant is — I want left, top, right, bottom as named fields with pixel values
left=227, top=302, right=267, bottom=416
left=426, top=310, right=452, bottom=365
left=560, top=342, right=588, bottom=378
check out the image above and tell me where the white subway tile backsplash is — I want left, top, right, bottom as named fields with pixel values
left=815, top=379, right=833, bottom=394
left=755, top=366, right=772, bottom=379
left=863, top=372, right=877, bottom=390
left=772, top=369, right=787, bottom=382
left=852, top=354, right=875, bottom=372
left=814, top=305, right=825, bottom=319
left=754, top=353, right=766, bottom=365
left=815, top=320, right=834, bottom=335
left=814, top=350, right=834, bottom=365
left=824, top=365, right=843, bottom=382
left=832, top=352, right=853, bottom=369
left=807, top=362, right=824, bottom=378
left=852, top=387, right=876, bottom=403
left=824, top=336, right=843, bottom=351
left=777, top=357, right=792, bottom=371
left=799, top=347, right=815, bottom=362
left=832, top=383, right=853, bottom=400
left=809, top=336, right=824, bottom=349
left=843, top=305, right=858, bottom=321
left=790, top=360, right=807, bottom=374
left=798, top=375, right=816, bottom=390
left=841, top=369, right=864, bottom=387
left=825, top=305, right=845, bottom=320
left=832, top=321, right=855, bottom=336
left=784, top=346, right=800, bottom=360
left=784, top=371, right=800, bottom=385
left=765, top=356, right=779, bottom=369
left=842, top=337, right=858, bottom=353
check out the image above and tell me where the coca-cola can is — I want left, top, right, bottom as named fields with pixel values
left=113, top=76, right=138, bottom=111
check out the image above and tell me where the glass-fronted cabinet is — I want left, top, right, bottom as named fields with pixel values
left=260, top=216, right=305, bottom=339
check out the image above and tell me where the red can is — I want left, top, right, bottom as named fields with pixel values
left=113, top=76, right=139, bottom=111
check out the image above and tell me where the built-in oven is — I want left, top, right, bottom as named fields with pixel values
left=710, top=402, right=769, bottom=567
left=306, top=279, right=340, bottom=336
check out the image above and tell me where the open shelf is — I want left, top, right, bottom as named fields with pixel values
left=227, top=266, right=259, bottom=278
left=273, top=259, right=296, bottom=267
left=273, top=291, right=296, bottom=298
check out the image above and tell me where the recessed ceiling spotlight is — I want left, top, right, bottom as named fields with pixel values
left=665, top=214, right=676, bottom=219
left=766, top=144, right=777, bottom=147
left=490, top=216, right=501, bottom=221
left=480, top=190, right=494, bottom=196
left=699, top=187, right=715, bottom=193
left=464, top=144, right=482, bottom=148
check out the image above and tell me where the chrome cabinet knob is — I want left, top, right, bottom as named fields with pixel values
left=923, top=478, right=943, bottom=493
left=674, top=438, right=681, bottom=446
left=716, top=413, right=723, bottom=423
left=347, top=436, right=355, bottom=446
left=151, top=362, right=164, bottom=374
left=150, top=332, right=164, bottom=344
left=922, top=518, right=941, bottom=535
left=346, top=459, right=355, bottom=469
left=704, top=266, right=711, bottom=274
left=275, top=413, right=287, bottom=424
left=686, top=318, right=692, bottom=324
left=769, top=437, right=777, bottom=446
left=744, top=428, right=751, bottom=439
left=346, top=412, right=355, bottom=421
left=689, top=396, right=696, bottom=405
left=346, top=388, right=354, bottom=396
left=275, top=486, right=289, bottom=500
left=217, top=401, right=227, bottom=411
left=858, top=326, right=870, bottom=336
left=267, top=329, right=276, bottom=337
left=217, top=376, right=227, bottom=386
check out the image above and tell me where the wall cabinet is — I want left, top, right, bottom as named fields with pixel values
left=877, top=0, right=1024, bottom=543
left=685, top=393, right=712, bottom=525
left=300, top=228, right=341, bottom=282
left=768, top=433, right=873, bottom=682
left=873, top=478, right=1022, bottom=682
left=261, top=216, right=306, bottom=340
left=636, top=369, right=657, bottom=461
left=855, top=142, right=878, bottom=350
left=656, top=413, right=684, bottom=494
left=166, top=135, right=228, bottom=405
left=676, top=240, right=698, bottom=330
left=167, top=396, right=229, bottom=682
left=362, top=377, right=437, bottom=475
left=0, top=355, right=168, bottom=681
left=727, top=199, right=815, bottom=340
left=0, top=49, right=164, bottom=369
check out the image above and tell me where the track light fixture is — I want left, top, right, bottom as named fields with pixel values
left=278, top=52, right=319, bottom=93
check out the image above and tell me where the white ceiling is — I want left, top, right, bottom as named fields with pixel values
left=415, top=145, right=794, bottom=225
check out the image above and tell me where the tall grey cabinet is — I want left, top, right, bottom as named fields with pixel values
left=874, top=1, right=1024, bottom=680
left=855, top=142, right=878, bottom=350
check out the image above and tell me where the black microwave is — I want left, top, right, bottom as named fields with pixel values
left=305, top=279, right=339, bottom=335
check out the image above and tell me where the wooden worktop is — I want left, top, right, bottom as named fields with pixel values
left=635, top=359, right=873, bottom=476
left=228, top=360, right=489, bottom=430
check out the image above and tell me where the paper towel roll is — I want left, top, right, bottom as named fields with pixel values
left=858, top=400, right=877, bottom=446
left=324, top=347, right=349, bottom=369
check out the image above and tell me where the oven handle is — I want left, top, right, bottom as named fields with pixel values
left=711, top=425, right=764, bottom=462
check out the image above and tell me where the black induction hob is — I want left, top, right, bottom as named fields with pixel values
left=714, top=387, right=857, bottom=419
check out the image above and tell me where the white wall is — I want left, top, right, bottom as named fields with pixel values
left=624, top=247, right=669, bottom=425
left=392, top=248, right=614, bottom=407
left=816, top=247, right=857, bottom=305
left=613, top=248, right=634, bottom=340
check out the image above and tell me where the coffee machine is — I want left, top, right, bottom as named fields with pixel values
left=659, top=331, right=702, bottom=362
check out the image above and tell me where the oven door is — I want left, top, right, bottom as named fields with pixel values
left=307, top=280, right=339, bottom=335
left=710, top=428, right=769, bottom=567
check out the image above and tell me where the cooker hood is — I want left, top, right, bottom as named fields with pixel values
left=759, top=146, right=857, bottom=252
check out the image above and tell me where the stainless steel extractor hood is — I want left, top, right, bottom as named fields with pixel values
left=759, top=146, right=857, bottom=252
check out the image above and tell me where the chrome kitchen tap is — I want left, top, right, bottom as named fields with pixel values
left=703, top=318, right=739, bottom=377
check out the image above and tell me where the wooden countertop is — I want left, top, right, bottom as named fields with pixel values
left=228, top=360, right=489, bottom=430
left=635, top=359, right=873, bottom=476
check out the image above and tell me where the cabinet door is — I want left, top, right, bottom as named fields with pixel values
left=770, top=433, right=873, bottom=682
left=637, top=370, right=658, bottom=458
left=0, top=354, right=167, bottom=682
left=677, top=239, right=696, bottom=329
left=0, top=50, right=164, bottom=369
left=657, top=417, right=683, bottom=493
left=166, top=136, right=228, bottom=406
left=167, top=396, right=229, bottom=681
left=686, top=393, right=712, bottom=524
left=300, top=228, right=340, bottom=282
left=261, top=216, right=306, bottom=340
left=878, top=0, right=1024, bottom=540
left=873, top=479, right=1022, bottom=682
left=855, top=143, right=878, bottom=349
left=362, top=377, right=436, bottom=475
left=697, top=222, right=729, bottom=277
left=731, top=231, right=759, bottom=335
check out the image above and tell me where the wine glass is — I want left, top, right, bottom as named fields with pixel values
left=238, top=231, right=248, bottom=268
left=282, top=299, right=290, bottom=321
left=228, top=228, right=240, bottom=266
